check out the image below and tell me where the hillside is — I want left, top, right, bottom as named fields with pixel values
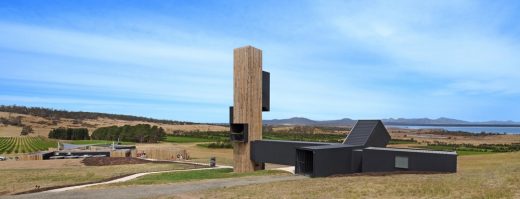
left=0, top=105, right=193, bottom=125
left=0, top=106, right=228, bottom=138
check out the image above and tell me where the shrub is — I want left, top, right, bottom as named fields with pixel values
left=91, top=124, right=166, bottom=143
left=20, top=126, right=34, bottom=135
left=48, top=128, right=89, bottom=140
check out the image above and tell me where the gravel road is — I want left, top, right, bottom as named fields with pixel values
left=3, top=175, right=306, bottom=199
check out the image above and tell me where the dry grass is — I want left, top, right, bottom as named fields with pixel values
left=135, top=142, right=233, bottom=166
left=0, top=160, right=198, bottom=195
left=174, top=143, right=233, bottom=166
left=192, top=152, right=520, bottom=199
left=0, top=125, right=23, bottom=137
left=0, top=159, right=84, bottom=169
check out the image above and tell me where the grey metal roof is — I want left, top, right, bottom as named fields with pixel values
left=365, top=147, right=457, bottom=155
left=343, top=120, right=390, bottom=147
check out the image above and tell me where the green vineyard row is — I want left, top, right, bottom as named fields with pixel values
left=0, top=136, right=57, bottom=154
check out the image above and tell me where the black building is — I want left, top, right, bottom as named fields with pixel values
left=252, top=120, right=458, bottom=177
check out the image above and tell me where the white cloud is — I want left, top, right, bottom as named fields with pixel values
left=0, top=22, right=230, bottom=72
left=312, top=0, right=520, bottom=94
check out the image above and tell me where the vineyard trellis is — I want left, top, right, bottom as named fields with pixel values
left=0, top=136, right=57, bottom=154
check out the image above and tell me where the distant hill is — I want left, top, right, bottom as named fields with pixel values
left=0, top=105, right=228, bottom=137
left=0, top=105, right=194, bottom=125
left=264, top=117, right=520, bottom=126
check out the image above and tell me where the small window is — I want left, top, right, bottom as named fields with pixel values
left=395, top=156, right=409, bottom=169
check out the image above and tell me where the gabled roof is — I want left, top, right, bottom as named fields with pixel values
left=343, top=120, right=390, bottom=147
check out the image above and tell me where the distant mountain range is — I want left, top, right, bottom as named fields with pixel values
left=263, top=117, right=520, bottom=127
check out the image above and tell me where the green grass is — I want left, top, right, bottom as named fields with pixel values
left=388, top=139, right=417, bottom=145
left=264, top=132, right=344, bottom=143
left=165, top=132, right=346, bottom=143
left=164, top=136, right=214, bottom=143
left=110, top=168, right=288, bottom=186
left=65, top=140, right=135, bottom=145
left=417, top=145, right=498, bottom=156
left=197, top=141, right=233, bottom=149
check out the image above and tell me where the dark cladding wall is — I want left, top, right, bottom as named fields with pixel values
left=251, top=140, right=331, bottom=165
left=296, top=144, right=360, bottom=177
left=362, top=147, right=457, bottom=173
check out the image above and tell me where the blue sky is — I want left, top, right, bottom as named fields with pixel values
left=1, top=0, right=520, bottom=123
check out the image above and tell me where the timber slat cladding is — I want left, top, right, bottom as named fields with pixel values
left=233, top=46, right=263, bottom=172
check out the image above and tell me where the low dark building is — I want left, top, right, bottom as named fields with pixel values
left=251, top=120, right=458, bottom=177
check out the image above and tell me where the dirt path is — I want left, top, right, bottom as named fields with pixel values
left=5, top=175, right=306, bottom=199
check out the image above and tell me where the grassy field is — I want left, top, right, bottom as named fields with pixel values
left=164, top=136, right=213, bottom=143
left=0, top=136, right=56, bottom=154
left=166, top=132, right=345, bottom=143
left=177, top=143, right=234, bottom=166
left=102, top=168, right=287, bottom=187
left=0, top=125, right=23, bottom=137
left=0, top=160, right=200, bottom=195
left=191, top=152, right=520, bottom=199
left=417, top=145, right=498, bottom=156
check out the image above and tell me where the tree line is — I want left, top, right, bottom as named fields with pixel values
left=427, top=141, right=520, bottom=153
left=263, top=125, right=349, bottom=134
left=48, top=128, right=90, bottom=140
left=91, top=124, right=166, bottom=143
left=0, top=105, right=193, bottom=125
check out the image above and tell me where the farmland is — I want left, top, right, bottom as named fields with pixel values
left=0, top=136, right=56, bottom=154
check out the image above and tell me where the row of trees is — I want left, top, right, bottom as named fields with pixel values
left=48, top=128, right=90, bottom=140
left=0, top=105, right=193, bottom=125
left=91, top=124, right=166, bottom=143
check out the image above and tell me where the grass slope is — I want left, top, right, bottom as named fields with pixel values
left=0, top=161, right=199, bottom=195
left=195, top=152, right=520, bottom=199
left=105, top=168, right=287, bottom=186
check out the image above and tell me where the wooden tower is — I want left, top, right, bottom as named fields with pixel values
left=231, top=46, right=264, bottom=172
